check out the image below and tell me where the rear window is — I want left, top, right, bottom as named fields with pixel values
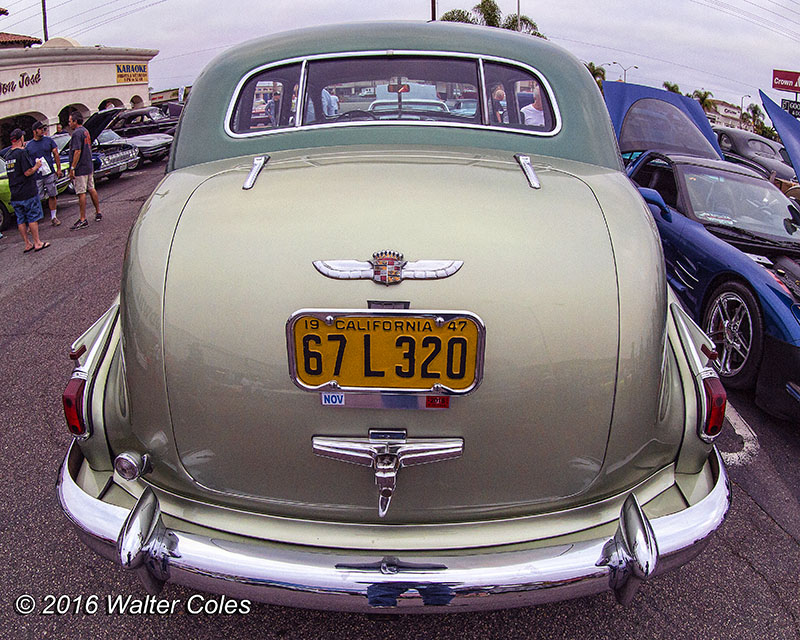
left=619, top=98, right=718, bottom=159
left=229, top=54, right=557, bottom=135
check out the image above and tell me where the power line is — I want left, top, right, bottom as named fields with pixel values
left=64, top=0, right=166, bottom=38
left=691, top=0, right=800, bottom=38
left=49, top=0, right=129, bottom=29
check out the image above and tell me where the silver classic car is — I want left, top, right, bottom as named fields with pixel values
left=58, top=22, right=730, bottom=612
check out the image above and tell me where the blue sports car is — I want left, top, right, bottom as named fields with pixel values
left=605, top=82, right=800, bottom=420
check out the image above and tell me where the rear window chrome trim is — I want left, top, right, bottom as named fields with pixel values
left=224, top=50, right=562, bottom=140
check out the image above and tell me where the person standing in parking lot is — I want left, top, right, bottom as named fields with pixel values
left=6, top=128, right=49, bottom=253
left=26, top=120, right=62, bottom=226
left=67, top=111, right=102, bottom=230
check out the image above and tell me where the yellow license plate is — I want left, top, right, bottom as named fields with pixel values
left=287, top=310, right=485, bottom=394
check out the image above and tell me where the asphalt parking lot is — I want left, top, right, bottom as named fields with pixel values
left=1, top=160, right=799, bottom=639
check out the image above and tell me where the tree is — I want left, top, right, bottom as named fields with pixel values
left=662, top=81, right=681, bottom=94
left=760, top=125, right=777, bottom=140
left=692, top=89, right=714, bottom=111
left=747, top=103, right=764, bottom=124
left=442, top=0, right=546, bottom=38
left=585, top=62, right=605, bottom=90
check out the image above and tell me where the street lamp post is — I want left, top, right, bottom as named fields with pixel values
left=608, top=61, right=638, bottom=82
left=740, top=94, right=751, bottom=129
left=517, top=0, right=521, bottom=31
left=41, top=0, right=48, bottom=41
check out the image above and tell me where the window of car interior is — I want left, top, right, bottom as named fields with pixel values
left=632, top=158, right=680, bottom=210
left=231, top=63, right=302, bottom=133
left=747, top=138, right=778, bottom=158
left=302, top=56, right=480, bottom=125
left=229, top=55, right=556, bottom=135
left=483, top=61, right=554, bottom=132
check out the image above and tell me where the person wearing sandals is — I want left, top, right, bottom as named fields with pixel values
left=27, top=120, right=63, bottom=227
left=6, top=128, right=50, bottom=253
left=67, top=111, right=102, bottom=230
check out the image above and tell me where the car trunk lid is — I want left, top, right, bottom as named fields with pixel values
left=162, top=147, right=621, bottom=523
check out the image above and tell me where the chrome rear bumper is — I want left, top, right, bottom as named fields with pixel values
left=58, top=443, right=730, bottom=613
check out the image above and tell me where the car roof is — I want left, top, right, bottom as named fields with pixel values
left=651, top=150, right=766, bottom=178
left=169, top=21, right=622, bottom=172
left=713, top=125, right=781, bottom=148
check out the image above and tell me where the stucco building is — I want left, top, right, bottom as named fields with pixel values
left=0, top=36, right=158, bottom=144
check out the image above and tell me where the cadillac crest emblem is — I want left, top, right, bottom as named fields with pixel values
left=371, top=251, right=405, bottom=285
left=312, top=252, right=464, bottom=285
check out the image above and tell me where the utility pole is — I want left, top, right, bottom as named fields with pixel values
left=517, top=0, right=521, bottom=30
left=41, top=0, right=48, bottom=41
left=431, top=0, right=436, bottom=20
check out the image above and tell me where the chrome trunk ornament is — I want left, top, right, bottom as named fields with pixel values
left=312, top=430, right=463, bottom=517
left=313, top=251, right=463, bottom=285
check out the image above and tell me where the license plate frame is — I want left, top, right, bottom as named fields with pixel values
left=286, top=309, right=486, bottom=395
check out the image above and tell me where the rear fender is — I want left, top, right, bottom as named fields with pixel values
left=69, top=299, right=121, bottom=471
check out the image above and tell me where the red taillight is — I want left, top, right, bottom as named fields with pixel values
left=63, top=376, right=87, bottom=437
left=702, top=376, right=727, bottom=439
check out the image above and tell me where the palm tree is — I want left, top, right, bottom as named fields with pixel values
left=747, top=103, right=764, bottom=124
left=740, top=111, right=752, bottom=127
left=662, top=81, right=681, bottom=94
left=585, top=62, right=605, bottom=90
left=442, top=0, right=546, bottom=38
left=760, top=126, right=777, bottom=140
left=692, top=89, right=714, bottom=111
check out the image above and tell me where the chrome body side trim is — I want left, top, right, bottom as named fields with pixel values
left=58, top=443, right=730, bottom=613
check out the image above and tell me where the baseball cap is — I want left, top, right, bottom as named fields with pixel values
left=10, top=128, right=24, bottom=141
left=32, top=120, right=46, bottom=130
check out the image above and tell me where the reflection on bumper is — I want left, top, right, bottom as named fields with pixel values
left=58, top=443, right=730, bottom=613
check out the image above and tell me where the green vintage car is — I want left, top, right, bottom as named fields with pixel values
left=58, top=22, right=730, bottom=612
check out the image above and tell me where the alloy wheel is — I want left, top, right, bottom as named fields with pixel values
left=704, top=291, right=753, bottom=377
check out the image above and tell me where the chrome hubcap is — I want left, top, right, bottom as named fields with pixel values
left=705, top=292, right=752, bottom=377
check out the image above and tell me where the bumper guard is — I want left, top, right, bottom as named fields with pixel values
left=58, top=442, right=730, bottom=613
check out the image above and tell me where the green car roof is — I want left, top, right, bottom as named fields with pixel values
left=169, top=21, right=622, bottom=172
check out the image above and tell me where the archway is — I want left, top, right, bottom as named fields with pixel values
left=130, top=94, right=145, bottom=109
left=0, top=110, right=47, bottom=146
left=58, top=103, right=91, bottom=130
left=99, top=98, right=124, bottom=110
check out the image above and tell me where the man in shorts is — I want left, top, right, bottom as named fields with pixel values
left=26, top=120, right=63, bottom=226
left=68, top=111, right=102, bottom=230
left=6, top=128, right=50, bottom=252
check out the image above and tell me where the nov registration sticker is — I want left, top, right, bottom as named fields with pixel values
left=286, top=309, right=485, bottom=394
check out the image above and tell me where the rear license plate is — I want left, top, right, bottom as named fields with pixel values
left=287, top=310, right=485, bottom=394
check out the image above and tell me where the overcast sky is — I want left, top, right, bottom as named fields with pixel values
left=3, top=0, right=799, bottom=112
